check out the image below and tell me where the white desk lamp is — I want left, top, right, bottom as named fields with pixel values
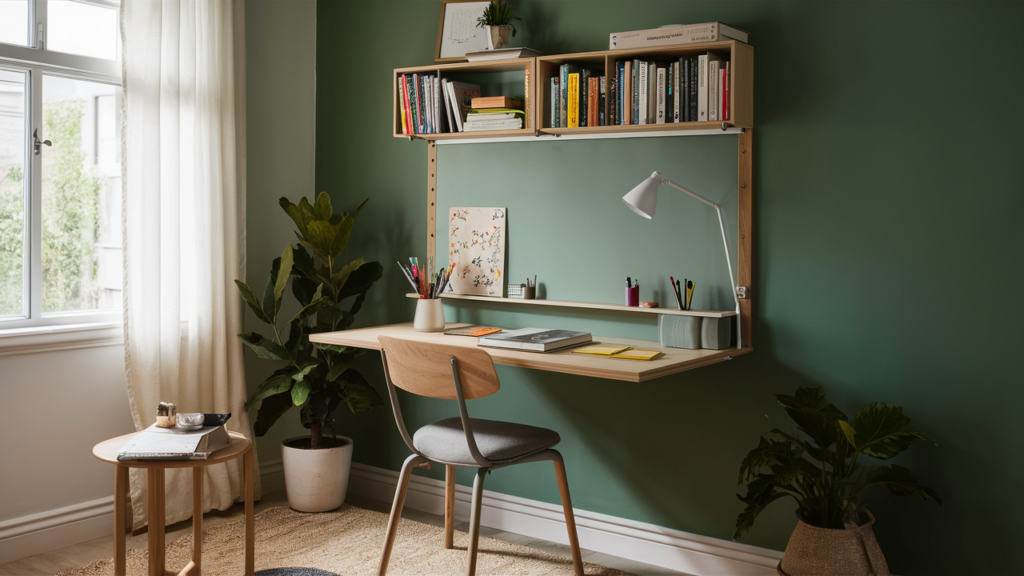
left=622, top=171, right=742, bottom=348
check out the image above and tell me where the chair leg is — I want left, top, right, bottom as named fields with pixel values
left=445, top=465, right=456, bottom=549
left=377, top=454, right=425, bottom=576
left=465, top=468, right=488, bottom=576
left=553, top=453, right=584, bottom=576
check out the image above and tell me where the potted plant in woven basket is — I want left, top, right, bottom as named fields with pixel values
left=236, top=193, right=384, bottom=513
left=734, top=386, right=942, bottom=576
left=476, top=0, right=519, bottom=50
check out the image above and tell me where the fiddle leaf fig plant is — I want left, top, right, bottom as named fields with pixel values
left=236, top=192, right=384, bottom=449
left=734, top=386, right=941, bottom=540
left=476, top=0, right=519, bottom=36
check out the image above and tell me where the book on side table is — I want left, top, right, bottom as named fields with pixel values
left=118, top=423, right=232, bottom=461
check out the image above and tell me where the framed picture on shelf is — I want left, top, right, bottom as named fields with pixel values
left=435, top=0, right=490, bottom=62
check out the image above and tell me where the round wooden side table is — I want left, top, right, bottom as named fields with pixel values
left=93, top=431, right=254, bottom=576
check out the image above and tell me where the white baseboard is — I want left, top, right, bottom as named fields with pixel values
left=0, top=497, right=114, bottom=565
left=346, top=462, right=783, bottom=576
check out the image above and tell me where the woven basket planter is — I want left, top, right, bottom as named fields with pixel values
left=778, top=510, right=890, bottom=576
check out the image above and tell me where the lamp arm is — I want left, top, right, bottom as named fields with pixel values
left=658, top=174, right=742, bottom=348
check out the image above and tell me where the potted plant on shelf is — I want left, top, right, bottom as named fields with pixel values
left=476, top=0, right=519, bottom=50
left=734, top=386, right=941, bottom=576
left=235, top=193, right=384, bottom=513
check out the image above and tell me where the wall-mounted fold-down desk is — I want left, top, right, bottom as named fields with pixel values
left=310, top=323, right=750, bottom=383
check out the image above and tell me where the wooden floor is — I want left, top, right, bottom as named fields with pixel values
left=0, top=490, right=691, bottom=575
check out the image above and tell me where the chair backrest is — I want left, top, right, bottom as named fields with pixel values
left=378, top=336, right=500, bottom=400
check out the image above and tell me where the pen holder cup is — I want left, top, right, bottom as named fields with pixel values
left=658, top=315, right=702, bottom=350
left=625, top=286, right=639, bottom=307
left=524, top=286, right=536, bottom=300
left=413, top=299, right=446, bottom=332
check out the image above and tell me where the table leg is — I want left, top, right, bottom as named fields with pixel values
left=193, top=467, right=203, bottom=575
left=114, top=465, right=128, bottom=576
left=244, top=448, right=254, bottom=576
left=147, top=467, right=165, bottom=576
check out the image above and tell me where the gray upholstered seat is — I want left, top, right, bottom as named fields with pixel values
left=413, top=417, right=560, bottom=466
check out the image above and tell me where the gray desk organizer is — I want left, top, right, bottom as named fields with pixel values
left=659, top=315, right=735, bottom=350
left=658, top=315, right=702, bottom=349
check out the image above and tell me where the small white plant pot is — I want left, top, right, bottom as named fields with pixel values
left=281, top=435, right=353, bottom=513
left=487, top=25, right=510, bottom=50
left=413, top=298, right=446, bottom=332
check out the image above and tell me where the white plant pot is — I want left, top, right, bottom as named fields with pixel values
left=487, top=25, right=510, bottom=50
left=281, top=435, right=353, bottom=513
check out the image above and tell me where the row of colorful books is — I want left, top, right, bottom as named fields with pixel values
left=397, top=73, right=482, bottom=135
left=547, top=52, right=730, bottom=128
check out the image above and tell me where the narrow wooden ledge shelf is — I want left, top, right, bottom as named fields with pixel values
left=405, top=293, right=736, bottom=318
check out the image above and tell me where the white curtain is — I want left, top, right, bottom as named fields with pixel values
left=121, top=0, right=259, bottom=530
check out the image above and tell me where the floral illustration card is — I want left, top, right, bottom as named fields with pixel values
left=448, top=207, right=506, bottom=297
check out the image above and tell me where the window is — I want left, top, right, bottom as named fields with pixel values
left=0, top=0, right=121, bottom=330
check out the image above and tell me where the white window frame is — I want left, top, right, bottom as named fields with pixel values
left=0, top=0, right=122, bottom=336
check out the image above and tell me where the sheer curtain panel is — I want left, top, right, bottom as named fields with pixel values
left=121, top=0, right=258, bottom=530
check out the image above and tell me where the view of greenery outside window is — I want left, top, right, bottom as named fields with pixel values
left=0, top=0, right=121, bottom=327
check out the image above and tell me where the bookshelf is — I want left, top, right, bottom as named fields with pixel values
left=390, top=40, right=756, bottom=367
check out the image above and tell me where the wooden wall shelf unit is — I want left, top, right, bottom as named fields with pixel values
left=405, top=293, right=737, bottom=319
left=393, top=58, right=536, bottom=140
left=379, top=41, right=755, bottom=380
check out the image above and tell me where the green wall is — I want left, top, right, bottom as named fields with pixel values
left=310, top=1, right=1024, bottom=574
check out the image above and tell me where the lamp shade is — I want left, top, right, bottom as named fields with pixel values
left=622, top=173, right=661, bottom=219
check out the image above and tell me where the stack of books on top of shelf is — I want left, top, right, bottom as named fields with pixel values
left=549, top=65, right=606, bottom=129
left=607, top=51, right=730, bottom=128
left=464, top=96, right=524, bottom=132
left=397, top=72, right=482, bottom=135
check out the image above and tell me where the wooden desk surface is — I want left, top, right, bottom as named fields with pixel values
left=310, top=323, right=751, bottom=383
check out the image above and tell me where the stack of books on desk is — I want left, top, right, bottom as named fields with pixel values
left=478, top=328, right=591, bottom=352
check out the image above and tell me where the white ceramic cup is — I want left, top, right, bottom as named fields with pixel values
left=413, top=299, right=446, bottom=332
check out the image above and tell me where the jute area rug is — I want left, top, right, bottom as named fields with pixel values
left=60, top=505, right=634, bottom=575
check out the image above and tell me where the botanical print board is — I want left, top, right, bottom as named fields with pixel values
left=448, top=207, right=506, bottom=296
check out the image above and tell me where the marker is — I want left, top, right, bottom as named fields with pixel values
left=626, top=276, right=632, bottom=288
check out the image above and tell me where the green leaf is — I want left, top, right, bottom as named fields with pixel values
left=860, top=465, right=942, bottom=504
left=337, top=261, right=383, bottom=301
left=292, top=362, right=318, bottom=382
left=245, top=367, right=295, bottom=410
left=262, top=262, right=278, bottom=322
left=237, top=332, right=288, bottom=361
left=738, top=437, right=806, bottom=484
left=291, top=379, right=312, bottom=406
left=313, top=191, right=333, bottom=221
left=843, top=403, right=938, bottom=459
left=331, top=258, right=365, bottom=290
left=279, top=196, right=315, bottom=239
left=291, top=244, right=317, bottom=280
left=285, top=284, right=325, bottom=327
left=775, top=386, right=848, bottom=450
left=326, top=360, right=351, bottom=382
left=273, top=244, right=294, bottom=315
left=313, top=342, right=350, bottom=354
left=253, top=391, right=293, bottom=436
left=335, top=369, right=384, bottom=413
left=350, top=198, right=369, bottom=218
left=235, top=280, right=271, bottom=324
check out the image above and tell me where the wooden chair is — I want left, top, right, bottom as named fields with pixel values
left=376, top=336, right=584, bottom=576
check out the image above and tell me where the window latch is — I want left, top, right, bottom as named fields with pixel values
left=33, top=129, right=51, bottom=155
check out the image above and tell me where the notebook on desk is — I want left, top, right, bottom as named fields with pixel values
left=478, top=328, right=592, bottom=352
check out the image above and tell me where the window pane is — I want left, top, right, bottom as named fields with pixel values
left=0, top=70, right=27, bottom=319
left=0, top=0, right=30, bottom=47
left=41, top=75, right=121, bottom=314
left=48, top=1, right=119, bottom=60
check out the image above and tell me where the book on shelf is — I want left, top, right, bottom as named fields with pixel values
left=549, top=77, right=559, bottom=128
left=524, top=67, right=531, bottom=129
left=567, top=73, right=580, bottom=128
left=465, top=46, right=542, bottom=61
left=478, top=328, right=592, bottom=352
left=599, top=51, right=729, bottom=127
left=398, top=74, right=484, bottom=134
left=558, top=64, right=580, bottom=128
left=579, top=68, right=591, bottom=127
left=472, top=96, right=522, bottom=109
left=609, top=22, right=749, bottom=50
left=599, top=75, right=606, bottom=126
left=118, top=423, right=231, bottom=461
